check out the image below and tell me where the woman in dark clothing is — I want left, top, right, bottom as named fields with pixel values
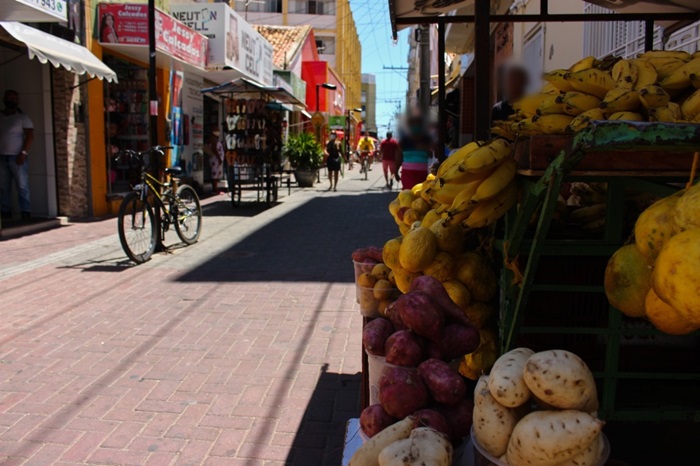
left=325, top=131, right=341, bottom=191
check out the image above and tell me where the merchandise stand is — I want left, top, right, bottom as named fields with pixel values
left=499, top=121, right=700, bottom=422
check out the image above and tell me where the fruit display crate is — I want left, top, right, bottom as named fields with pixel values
left=498, top=121, right=700, bottom=423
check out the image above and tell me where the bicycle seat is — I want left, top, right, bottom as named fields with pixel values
left=165, top=166, right=183, bottom=176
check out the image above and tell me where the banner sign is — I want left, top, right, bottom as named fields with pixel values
left=97, top=3, right=207, bottom=68
left=171, top=3, right=273, bottom=84
left=15, top=0, right=68, bottom=22
left=328, top=115, right=346, bottom=130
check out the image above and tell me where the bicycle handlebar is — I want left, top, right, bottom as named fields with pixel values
left=114, top=146, right=173, bottom=170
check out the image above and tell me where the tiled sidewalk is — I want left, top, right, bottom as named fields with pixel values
left=0, top=166, right=398, bottom=465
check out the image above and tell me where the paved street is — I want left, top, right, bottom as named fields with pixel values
left=0, top=166, right=398, bottom=465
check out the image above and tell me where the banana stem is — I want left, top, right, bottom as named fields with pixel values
left=687, top=152, right=699, bottom=190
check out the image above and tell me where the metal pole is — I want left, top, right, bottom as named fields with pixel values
left=315, top=85, right=321, bottom=141
left=419, top=25, right=431, bottom=117
left=645, top=20, right=655, bottom=52
left=346, top=110, right=350, bottom=162
left=474, top=0, right=491, bottom=141
left=437, top=21, right=446, bottom=162
left=148, top=0, right=163, bottom=250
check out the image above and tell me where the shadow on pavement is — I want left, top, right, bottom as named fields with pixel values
left=175, top=192, right=397, bottom=283
left=202, top=199, right=279, bottom=218
left=286, top=364, right=361, bottom=465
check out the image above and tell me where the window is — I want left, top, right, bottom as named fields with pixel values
left=316, top=36, right=335, bottom=55
left=522, top=27, right=544, bottom=94
left=293, top=0, right=334, bottom=15
left=234, top=0, right=282, bottom=14
left=308, top=1, right=322, bottom=14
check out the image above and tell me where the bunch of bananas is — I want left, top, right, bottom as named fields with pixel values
left=493, top=50, right=700, bottom=138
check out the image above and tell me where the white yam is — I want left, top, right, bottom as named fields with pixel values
left=350, top=416, right=414, bottom=466
left=488, top=347, right=534, bottom=407
left=555, top=434, right=604, bottom=466
left=523, top=350, right=598, bottom=411
left=378, top=428, right=452, bottom=466
left=473, top=375, right=518, bottom=458
left=506, top=410, right=604, bottom=466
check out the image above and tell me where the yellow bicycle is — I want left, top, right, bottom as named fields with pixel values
left=117, top=146, right=202, bottom=264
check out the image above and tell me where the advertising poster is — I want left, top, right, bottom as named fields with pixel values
left=182, top=74, right=204, bottom=184
left=167, top=70, right=184, bottom=168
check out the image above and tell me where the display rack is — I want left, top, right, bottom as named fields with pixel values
left=498, top=121, right=700, bottom=422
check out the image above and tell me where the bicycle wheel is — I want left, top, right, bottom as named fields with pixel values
left=364, top=159, right=368, bottom=180
left=174, top=184, right=202, bottom=244
left=118, top=192, right=156, bottom=264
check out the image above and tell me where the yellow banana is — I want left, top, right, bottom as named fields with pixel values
left=632, top=59, right=658, bottom=89
left=451, top=138, right=512, bottom=175
left=659, top=57, right=700, bottom=90
left=420, top=178, right=437, bottom=203
left=529, top=114, right=574, bottom=135
left=681, top=88, right=700, bottom=120
left=600, top=88, right=641, bottom=114
left=569, top=56, right=596, bottom=72
left=536, top=94, right=568, bottom=115
left=608, top=111, right=645, bottom=122
left=463, top=182, right=518, bottom=229
left=513, top=93, right=552, bottom=117
left=437, top=142, right=480, bottom=178
left=639, top=50, right=691, bottom=62
left=427, top=178, right=476, bottom=206
left=640, top=57, right=687, bottom=80
left=556, top=91, right=602, bottom=115
left=692, top=74, right=700, bottom=89
left=612, top=59, right=638, bottom=90
left=543, top=69, right=576, bottom=92
left=446, top=173, right=493, bottom=217
left=567, top=108, right=607, bottom=132
left=471, top=158, right=518, bottom=203
left=541, top=82, right=563, bottom=95
left=638, top=84, right=671, bottom=109
left=648, top=103, right=681, bottom=122
left=565, top=69, right=616, bottom=98
left=694, top=51, right=700, bottom=60
left=490, top=124, right=517, bottom=141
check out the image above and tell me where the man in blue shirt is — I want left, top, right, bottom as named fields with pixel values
left=0, top=90, right=34, bottom=219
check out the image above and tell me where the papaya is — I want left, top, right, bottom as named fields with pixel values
left=382, top=237, right=402, bottom=270
left=411, top=197, right=431, bottom=215
left=673, top=182, right=700, bottom=232
left=430, top=218, right=466, bottom=255
left=398, top=227, right=437, bottom=273
left=442, top=280, right=472, bottom=310
left=420, top=209, right=442, bottom=228
left=634, top=191, right=681, bottom=260
left=645, top=289, right=697, bottom=335
left=398, top=189, right=417, bottom=208
left=403, top=208, right=419, bottom=226
left=389, top=198, right=401, bottom=217
left=393, top=267, right=422, bottom=294
left=604, top=244, right=652, bottom=318
left=423, top=252, right=456, bottom=283
left=653, top=229, right=700, bottom=325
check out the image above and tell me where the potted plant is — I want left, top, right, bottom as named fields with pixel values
left=284, top=132, right=323, bottom=188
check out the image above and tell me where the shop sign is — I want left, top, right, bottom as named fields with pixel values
left=171, top=3, right=273, bottom=85
left=328, top=115, right=346, bottom=130
left=97, top=3, right=207, bottom=69
left=14, top=0, right=68, bottom=22
left=273, top=70, right=306, bottom=105
left=311, top=111, right=325, bottom=128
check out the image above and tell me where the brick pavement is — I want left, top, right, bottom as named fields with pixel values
left=0, top=165, right=399, bottom=465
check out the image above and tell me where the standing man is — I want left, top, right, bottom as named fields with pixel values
left=379, top=131, right=400, bottom=189
left=325, top=131, right=341, bottom=191
left=0, top=90, right=34, bottom=219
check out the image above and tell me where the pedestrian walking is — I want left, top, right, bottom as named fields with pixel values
left=325, top=131, right=341, bottom=191
left=205, top=130, right=225, bottom=194
left=0, top=90, right=34, bottom=219
left=379, top=131, right=401, bottom=189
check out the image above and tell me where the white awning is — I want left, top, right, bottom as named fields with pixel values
left=0, top=22, right=117, bottom=82
left=0, top=0, right=67, bottom=22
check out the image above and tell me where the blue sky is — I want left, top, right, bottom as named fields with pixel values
left=349, top=0, right=409, bottom=135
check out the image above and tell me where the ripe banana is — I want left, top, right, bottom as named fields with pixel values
left=648, top=103, right=681, bottom=122
left=659, top=57, right=700, bottom=90
left=543, top=69, right=576, bottom=92
left=632, top=59, right=658, bottom=89
left=612, top=59, right=638, bottom=90
left=446, top=174, right=493, bottom=219
left=513, top=93, right=553, bottom=117
left=600, top=88, right=641, bottom=114
left=568, top=108, right=607, bottom=132
left=681, top=88, right=700, bottom=120
left=463, top=181, right=518, bottom=229
left=556, top=91, right=602, bottom=115
left=565, top=69, right=616, bottom=98
left=471, top=158, right=518, bottom=204
left=428, top=178, right=476, bottom=205
left=570, top=56, right=596, bottom=72
left=536, top=94, right=568, bottom=115
left=639, top=50, right=691, bottom=62
left=452, top=138, right=512, bottom=175
left=638, top=84, right=671, bottom=109
left=437, top=141, right=480, bottom=178
left=569, top=203, right=606, bottom=224
left=541, top=82, right=564, bottom=95
left=528, top=114, right=575, bottom=135
left=692, top=74, right=700, bottom=89
left=640, top=57, right=687, bottom=80
left=420, top=178, right=437, bottom=203
left=608, top=111, right=645, bottom=122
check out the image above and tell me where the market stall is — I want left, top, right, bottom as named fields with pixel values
left=201, top=78, right=306, bottom=207
left=344, top=2, right=700, bottom=464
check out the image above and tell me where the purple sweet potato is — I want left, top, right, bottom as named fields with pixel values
left=435, top=399, right=474, bottom=441
left=418, top=359, right=467, bottom=406
left=385, top=330, right=424, bottom=367
left=440, top=323, right=480, bottom=360
left=412, top=409, right=451, bottom=437
left=352, top=247, right=383, bottom=265
left=410, top=275, right=471, bottom=326
left=379, top=367, right=428, bottom=418
left=384, top=301, right=407, bottom=331
left=426, top=340, right=443, bottom=360
left=395, top=291, right=444, bottom=341
left=360, top=404, right=397, bottom=438
left=362, top=318, right=394, bottom=356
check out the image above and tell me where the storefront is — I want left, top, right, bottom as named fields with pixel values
left=0, top=2, right=117, bottom=231
left=301, top=61, right=346, bottom=143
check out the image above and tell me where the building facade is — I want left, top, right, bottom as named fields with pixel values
left=361, top=74, right=376, bottom=136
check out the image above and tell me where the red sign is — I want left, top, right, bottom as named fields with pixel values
left=98, top=3, right=207, bottom=68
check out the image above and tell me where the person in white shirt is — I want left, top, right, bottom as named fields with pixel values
left=0, top=90, right=34, bottom=219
